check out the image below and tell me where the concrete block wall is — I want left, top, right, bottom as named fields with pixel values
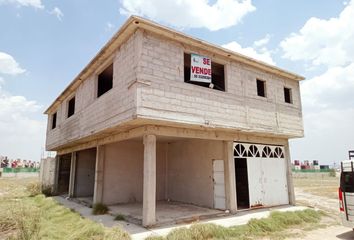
left=136, top=31, right=303, bottom=137
left=46, top=28, right=304, bottom=151
left=46, top=31, right=140, bottom=150
left=167, top=139, right=224, bottom=208
left=39, top=157, right=56, bottom=191
left=100, top=138, right=223, bottom=208
left=102, top=140, right=167, bottom=205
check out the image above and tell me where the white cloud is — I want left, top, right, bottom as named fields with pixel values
left=253, top=34, right=271, bottom=48
left=119, top=0, right=256, bottom=31
left=0, top=86, right=46, bottom=160
left=290, top=108, right=354, bottom=165
left=290, top=63, right=354, bottom=165
left=0, top=52, right=26, bottom=75
left=222, top=41, right=275, bottom=65
left=0, top=0, right=44, bottom=9
left=49, top=7, right=63, bottom=21
left=301, top=63, right=354, bottom=111
left=280, top=0, right=354, bottom=67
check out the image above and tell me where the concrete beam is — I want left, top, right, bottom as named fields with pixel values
left=284, top=141, right=295, bottom=205
left=93, top=145, right=105, bottom=204
left=56, top=126, right=146, bottom=155
left=224, top=141, right=237, bottom=213
left=56, top=124, right=289, bottom=156
left=143, top=134, right=156, bottom=227
left=68, top=152, right=77, bottom=197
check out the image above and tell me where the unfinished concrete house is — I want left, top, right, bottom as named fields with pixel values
left=43, top=16, right=304, bottom=227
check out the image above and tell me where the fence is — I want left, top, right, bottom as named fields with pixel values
left=2, top=167, right=40, bottom=173
left=292, top=169, right=331, bottom=173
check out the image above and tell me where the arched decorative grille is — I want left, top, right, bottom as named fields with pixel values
left=248, top=145, right=260, bottom=157
left=274, top=147, right=284, bottom=158
left=262, top=146, right=273, bottom=158
left=234, top=144, right=247, bottom=157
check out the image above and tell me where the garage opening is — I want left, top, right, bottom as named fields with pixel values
left=105, top=138, right=225, bottom=226
left=57, top=154, right=71, bottom=195
left=234, top=142, right=289, bottom=210
left=235, top=157, right=250, bottom=209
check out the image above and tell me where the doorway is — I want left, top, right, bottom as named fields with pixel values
left=57, top=154, right=71, bottom=194
left=74, top=148, right=96, bottom=198
left=235, top=157, right=249, bottom=209
left=213, top=160, right=226, bottom=209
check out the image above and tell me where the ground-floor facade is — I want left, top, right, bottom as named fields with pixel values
left=46, top=126, right=295, bottom=227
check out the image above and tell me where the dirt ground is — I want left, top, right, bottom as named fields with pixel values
left=291, top=175, right=354, bottom=240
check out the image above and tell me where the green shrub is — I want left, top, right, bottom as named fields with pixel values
left=41, top=184, right=54, bottom=197
left=92, top=203, right=109, bottom=215
left=114, top=214, right=125, bottom=221
left=329, top=168, right=336, bottom=177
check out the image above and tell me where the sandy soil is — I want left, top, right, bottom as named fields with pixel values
left=291, top=177, right=354, bottom=240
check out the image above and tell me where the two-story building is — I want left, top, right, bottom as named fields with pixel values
left=44, top=16, right=304, bottom=227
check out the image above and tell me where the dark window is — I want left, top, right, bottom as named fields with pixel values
left=97, top=64, right=113, bottom=98
left=67, top=97, right=75, bottom=118
left=52, top=112, right=57, bottom=129
left=256, top=79, right=266, bottom=97
left=184, top=53, right=225, bottom=91
left=284, top=87, right=292, bottom=103
left=341, top=172, right=354, bottom=193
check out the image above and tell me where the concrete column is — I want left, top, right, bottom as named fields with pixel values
left=284, top=141, right=295, bottom=205
left=93, top=145, right=105, bottom=204
left=68, top=152, right=77, bottom=197
left=224, top=141, right=237, bottom=213
left=53, top=155, right=60, bottom=194
left=143, top=134, right=156, bottom=227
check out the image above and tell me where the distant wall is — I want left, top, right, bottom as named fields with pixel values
left=292, top=172, right=336, bottom=178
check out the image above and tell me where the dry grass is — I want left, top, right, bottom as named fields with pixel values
left=0, top=177, right=130, bottom=240
left=146, top=209, right=324, bottom=240
left=293, top=175, right=339, bottom=199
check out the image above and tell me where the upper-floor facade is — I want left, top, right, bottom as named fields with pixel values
left=45, top=16, right=304, bottom=151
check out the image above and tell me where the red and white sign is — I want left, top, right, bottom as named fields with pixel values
left=190, top=54, right=212, bottom=83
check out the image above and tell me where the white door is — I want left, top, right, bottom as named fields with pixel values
left=262, top=157, right=289, bottom=205
left=213, top=160, right=226, bottom=209
left=247, top=157, right=264, bottom=207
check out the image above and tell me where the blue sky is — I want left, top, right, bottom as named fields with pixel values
left=0, top=0, right=353, bottom=165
